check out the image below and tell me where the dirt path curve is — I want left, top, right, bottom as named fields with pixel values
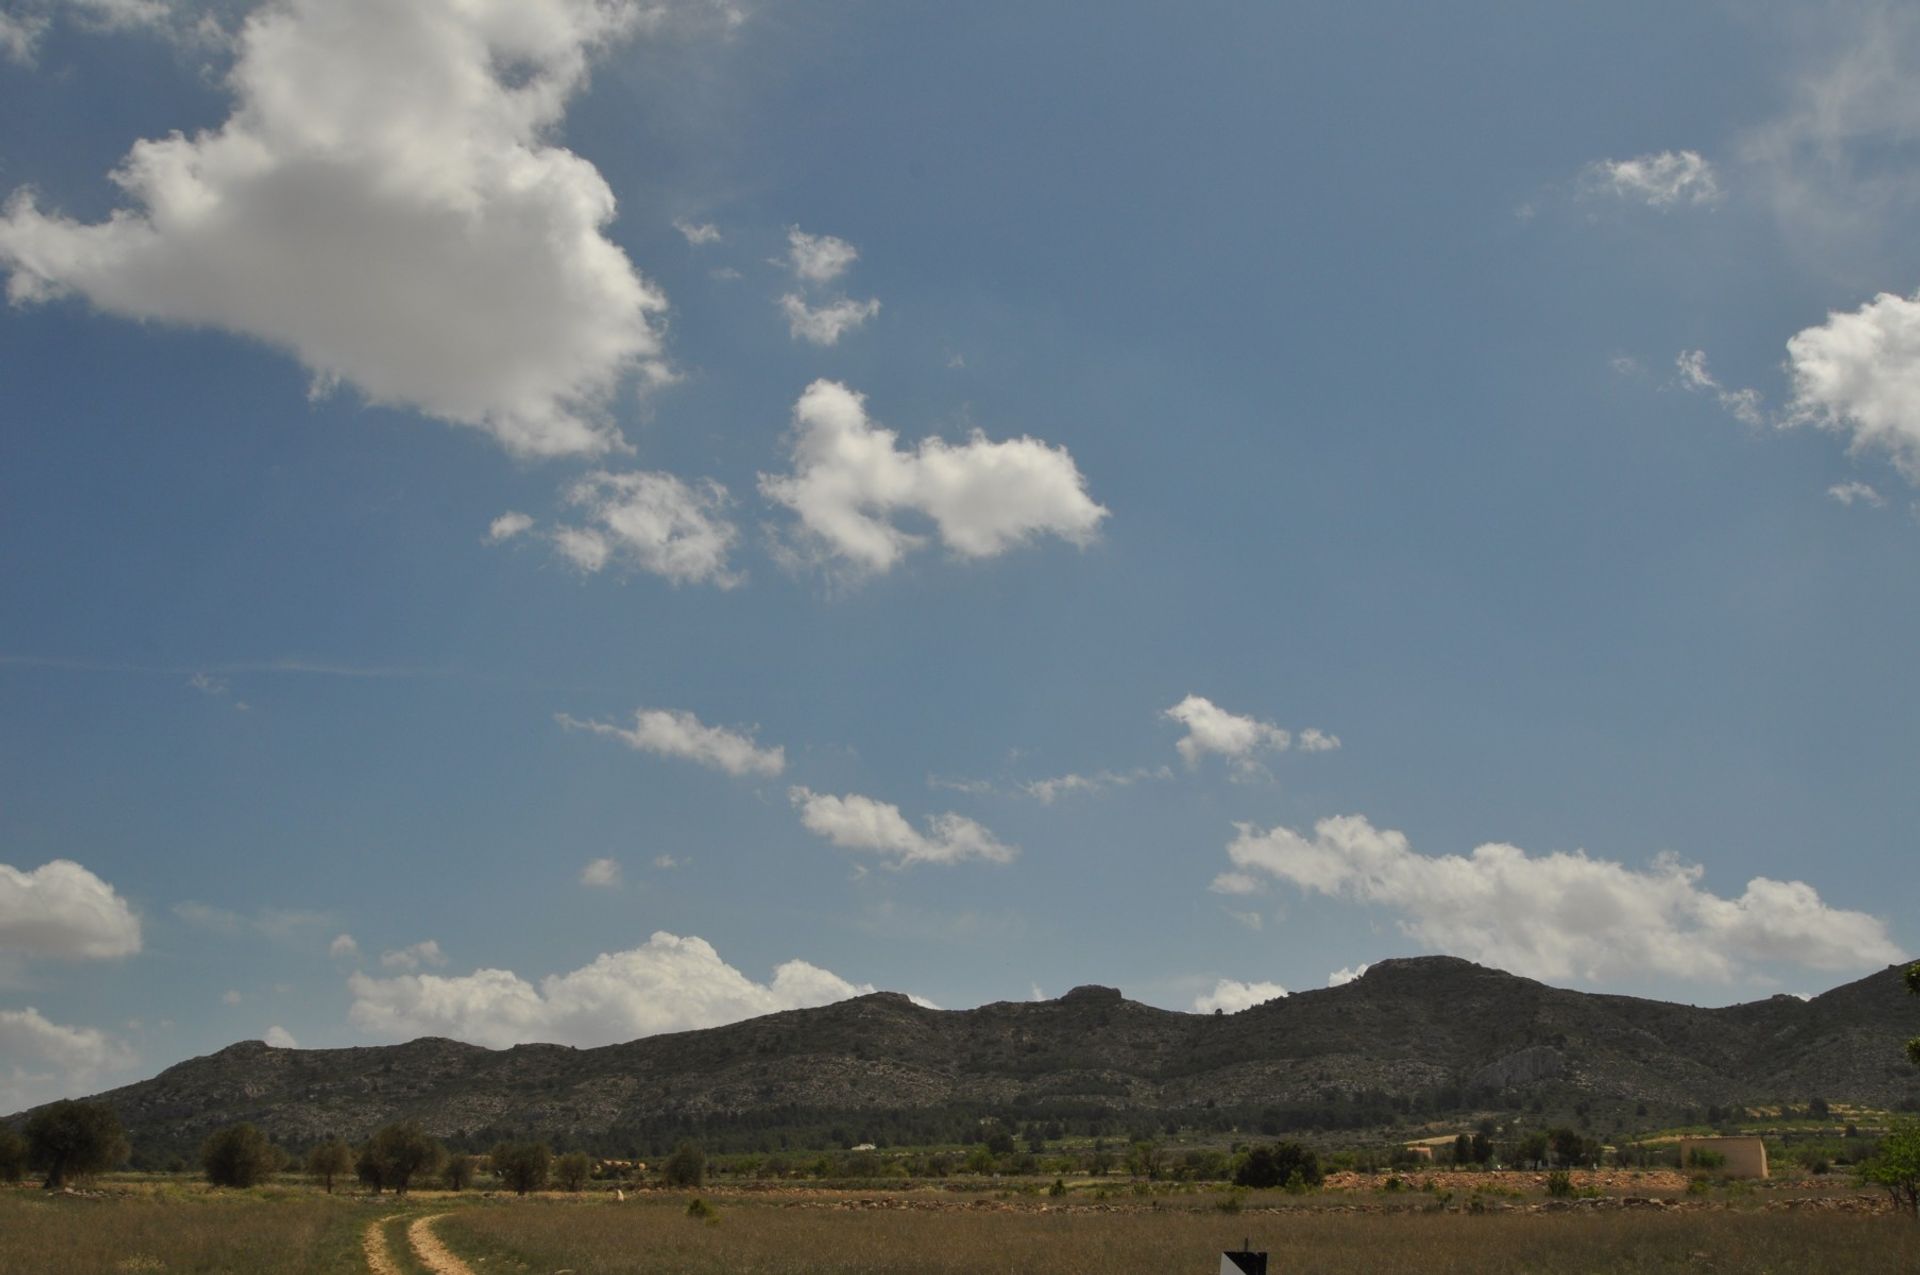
left=406, top=1213, right=478, bottom=1275
left=361, top=1215, right=403, bottom=1275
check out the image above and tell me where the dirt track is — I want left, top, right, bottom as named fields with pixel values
left=361, top=1211, right=474, bottom=1275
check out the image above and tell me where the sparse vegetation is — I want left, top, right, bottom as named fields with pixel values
left=443, top=1152, right=480, bottom=1191
left=1234, top=1141, right=1322, bottom=1189
left=1862, top=1120, right=1920, bottom=1219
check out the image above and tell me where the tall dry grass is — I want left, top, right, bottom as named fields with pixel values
left=0, top=1184, right=378, bottom=1274
left=438, top=1193, right=1920, bottom=1274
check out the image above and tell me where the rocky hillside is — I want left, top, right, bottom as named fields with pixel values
left=20, top=957, right=1920, bottom=1157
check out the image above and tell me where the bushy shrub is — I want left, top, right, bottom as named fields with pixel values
left=664, top=1140, right=706, bottom=1188
left=1234, top=1141, right=1322, bottom=1189
left=201, top=1124, right=279, bottom=1188
left=1545, top=1171, right=1574, bottom=1199
left=1860, top=1120, right=1920, bottom=1219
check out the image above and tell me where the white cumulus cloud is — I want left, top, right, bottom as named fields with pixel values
left=1786, top=290, right=1920, bottom=481
left=673, top=218, right=720, bottom=245
left=760, top=379, right=1107, bottom=575
left=1586, top=150, right=1722, bottom=207
left=487, top=511, right=535, bottom=543
left=579, top=857, right=622, bottom=888
left=263, top=1025, right=298, bottom=1048
left=347, top=930, right=874, bottom=1048
left=1193, top=978, right=1288, bottom=1014
left=1327, top=963, right=1371, bottom=987
left=0, top=0, right=687, bottom=457
left=1216, top=813, right=1905, bottom=984
left=557, top=706, right=784, bottom=777
left=547, top=470, right=740, bottom=586
left=779, top=292, right=881, bottom=346
left=0, top=859, right=141, bottom=959
left=1163, top=695, right=1334, bottom=773
left=789, top=787, right=1017, bottom=868
left=0, top=1006, right=139, bottom=1112
left=328, top=933, right=359, bottom=959
left=785, top=227, right=859, bottom=283
left=1827, top=480, right=1885, bottom=507
left=380, top=939, right=447, bottom=972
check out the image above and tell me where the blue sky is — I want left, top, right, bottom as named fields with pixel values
left=3, top=0, right=1918, bottom=1111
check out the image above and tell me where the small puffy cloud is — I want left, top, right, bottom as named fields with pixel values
left=380, top=939, right=447, bottom=972
left=674, top=218, right=721, bottom=245
left=0, top=859, right=141, bottom=959
left=328, top=933, right=359, bottom=959
left=1676, top=350, right=1767, bottom=428
left=1785, top=290, right=1920, bottom=481
left=187, top=671, right=228, bottom=696
left=0, top=1006, right=138, bottom=1112
left=0, top=0, right=682, bottom=457
left=263, top=1025, right=298, bottom=1048
left=348, top=930, right=874, bottom=1048
left=652, top=854, right=683, bottom=870
left=1193, top=979, right=1288, bottom=1014
left=1165, top=695, right=1332, bottom=773
left=1586, top=150, right=1722, bottom=207
left=1327, top=963, right=1371, bottom=987
left=1218, top=813, right=1905, bottom=984
left=557, top=706, right=784, bottom=777
left=785, top=227, right=859, bottom=284
left=1021, top=766, right=1171, bottom=804
left=547, top=471, right=740, bottom=586
left=487, top=511, right=535, bottom=543
left=760, top=380, right=1107, bottom=575
left=580, top=857, right=622, bottom=888
left=1828, top=480, right=1885, bottom=507
left=779, top=292, right=881, bottom=346
left=221, top=989, right=243, bottom=1006
left=789, top=787, right=1017, bottom=868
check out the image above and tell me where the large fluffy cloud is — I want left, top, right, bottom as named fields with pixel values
left=760, top=380, right=1106, bottom=574
left=0, top=0, right=685, bottom=456
left=557, top=705, right=784, bottom=776
left=0, top=859, right=141, bottom=959
left=1785, top=290, right=1920, bottom=480
left=789, top=787, right=1017, bottom=868
left=0, top=1006, right=138, bottom=1113
left=1215, top=814, right=1904, bottom=984
left=347, top=931, right=872, bottom=1048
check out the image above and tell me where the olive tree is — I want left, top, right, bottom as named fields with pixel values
left=359, top=1122, right=443, bottom=1196
left=0, top=1127, right=28, bottom=1183
left=306, top=1138, right=353, bottom=1194
left=489, top=1141, right=550, bottom=1196
left=555, top=1151, right=593, bottom=1192
left=663, top=1140, right=705, bottom=1188
left=25, top=1100, right=127, bottom=1190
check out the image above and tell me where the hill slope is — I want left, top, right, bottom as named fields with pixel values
left=20, top=957, right=1920, bottom=1158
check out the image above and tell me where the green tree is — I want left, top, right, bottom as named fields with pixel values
left=1126, top=1140, right=1164, bottom=1181
left=1906, top=962, right=1919, bottom=1068
left=664, top=1140, right=706, bottom=1188
left=1861, top=1120, right=1920, bottom=1219
left=25, top=1100, right=127, bottom=1189
left=555, top=1151, right=592, bottom=1192
left=306, top=1138, right=353, bottom=1194
left=360, top=1122, right=442, bottom=1196
left=1234, top=1141, right=1322, bottom=1189
left=489, top=1141, right=551, bottom=1196
left=201, top=1123, right=279, bottom=1188
left=0, top=1127, right=28, bottom=1183
left=442, top=1153, right=479, bottom=1191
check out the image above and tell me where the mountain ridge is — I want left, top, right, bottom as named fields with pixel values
left=16, top=956, right=1919, bottom=1160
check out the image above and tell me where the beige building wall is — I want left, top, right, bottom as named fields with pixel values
left=1678, top=1136, right=1769, bottom=1178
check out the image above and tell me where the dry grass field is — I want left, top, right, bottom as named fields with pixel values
left=4, top=1180, right=1918, bottom=1274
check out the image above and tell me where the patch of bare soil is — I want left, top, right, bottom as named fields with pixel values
left=361, top=1215, right=402, bottom=1275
